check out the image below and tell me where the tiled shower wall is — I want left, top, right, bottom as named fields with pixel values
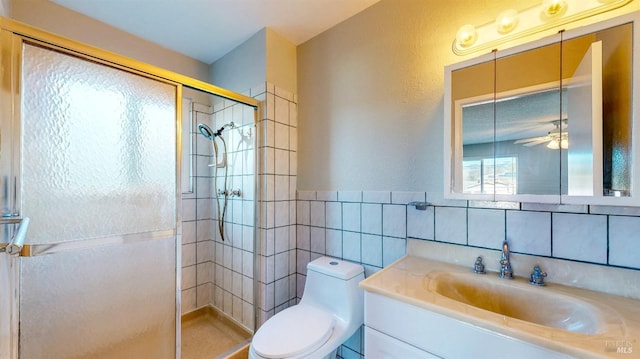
left=296, top=191, right=640, bottom=358
left=181, top=83, right=299, bottom=332
left=181, top=98, right=256, bottom=331
left=255, top=84, right=299, bottom=326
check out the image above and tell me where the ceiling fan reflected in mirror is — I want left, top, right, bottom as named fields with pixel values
left=513, top=119, right=568, bottom=149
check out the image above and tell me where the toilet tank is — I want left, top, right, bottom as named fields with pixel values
left=300, top=257, right=365, bottom=323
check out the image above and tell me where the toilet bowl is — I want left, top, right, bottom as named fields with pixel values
left=249, top=257, right=365, bottom=359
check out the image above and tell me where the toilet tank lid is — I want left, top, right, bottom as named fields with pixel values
left=307, top=257, right=364, bottom=280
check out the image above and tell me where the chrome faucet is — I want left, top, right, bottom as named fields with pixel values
left=499, top=240, right=513, bottom=279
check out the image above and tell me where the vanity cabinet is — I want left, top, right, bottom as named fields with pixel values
left=363, top=292, right=568, bottom=359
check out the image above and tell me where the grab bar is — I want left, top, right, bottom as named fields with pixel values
left=0, top=217, right=30, bottom=256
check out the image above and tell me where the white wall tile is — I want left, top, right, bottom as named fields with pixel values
left=326, top=229, right=343, bottom=258
left=289, top=101, right=298, bottom=126
left=338, top=191, right=362, bottom=202
left=343, top=203, right=361, bottom=232
left=182, top=221, right=196, bottom=244
left=297, top=225, right=310, bottom=250
left=310, top=227, right=326, bottom=254
left=196, top=219, right=210, bottom=242
left=274, top=122, right=289, bottom=150
left=361, top=203, right=382, bottom=235
left=183, top=198, right=196, bottom=221
left=435, top=207, right=467, bottom=245
left=196, top=240, right=214, bottom=262
left=182, top=243, right=196, bottom=266
left=326, top=202, right=342, bottom=230
left=233, top=247, right=243, bottom=273
left=468, top=208, right=504, bottom=249
left=197, top=283, right=211, bottom=308
left=275, top=226, right=289, bottom=253
left=343, top=232, right=361, bottom=262
left=182, top=265, right=196, bottom=289
left=553, top=213, right=607, bottom=264
left=274, top=149, right=289, bottom=175
left=243, top=226, right=254, bottom=252
left=297, top=191, right=316, bottom=200
left=382, top=204, right=406, bottom=238
left=181, top=287, right=197, bottom=314
left=310, top=201, right=326, bottom=227
left=609, top=216, right=640, bottom=269
left=196, top=198, right=211, bottom=220
left=274, top=176, right=289, bottom=201
left=317, top=191, right=337, bottom=201
left=274, top=95, right=290, bottom=124
left=243, top=250, right=254, bottom=278
left=197, top=262, right=212, bottom=285
left=290, top=152, right=298, bottom=176
left=275, top=201, right=290, bottom=227
left=382, top=237, right=406, bottom=266
left=361, top=234, right=382, bottom=267
left=297, top=249, right=310, bottom=275
left=275, top=277, right=290, bottom=306
left=506, top=211, right=551, bottom=256
left=289, top=127, right=298, bottom=152
left=296, top=201, right=310, bottom=226
left=407, top=206, right=434, bottom=240
left=275, top=252, right=289, bottom=280
left=363, top=191, right=391, bottom=204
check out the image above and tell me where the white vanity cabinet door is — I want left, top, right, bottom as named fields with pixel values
left=364, top=292, right=571, bottom=359
left=365, top=327, right=440, bottom=358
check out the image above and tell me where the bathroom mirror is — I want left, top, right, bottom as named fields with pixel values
left=444, top=12, right=639, bottom=205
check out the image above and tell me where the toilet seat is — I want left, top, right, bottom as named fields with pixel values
left=252, top=305, right=335, bottom=358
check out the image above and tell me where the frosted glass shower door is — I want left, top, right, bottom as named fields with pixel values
left=18, top=43, right=178, bottom=359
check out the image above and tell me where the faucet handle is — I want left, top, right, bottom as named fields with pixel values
left=472, top=256, right=486, bottom=274
left=529, top=265, right=547, bottom=286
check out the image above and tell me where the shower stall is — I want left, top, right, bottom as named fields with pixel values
left=0, top=17, right=259, bottom=359
left=180, top=87, right=258, bottom=357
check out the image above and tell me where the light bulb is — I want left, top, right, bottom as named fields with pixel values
left=496, top=9, right=519, bottom=34
left=456, top=24, right=478, bottom=48
left=542, top=0, right=567, bottom=18
left=546, top=140, right=560, bottom=149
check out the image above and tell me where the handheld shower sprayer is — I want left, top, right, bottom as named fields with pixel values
left=195, top=121, right=236, bottom=242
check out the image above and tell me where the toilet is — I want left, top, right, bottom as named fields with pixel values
left=249, top=257, right=365, bottom=359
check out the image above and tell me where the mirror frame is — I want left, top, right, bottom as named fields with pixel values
left=444, top=11, right=640, bottom=206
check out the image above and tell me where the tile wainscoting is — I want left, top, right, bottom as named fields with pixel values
left=296, top=190, right=640, bottom=358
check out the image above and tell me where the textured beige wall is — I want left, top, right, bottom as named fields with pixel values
left=10, top=0, right=210, bottom=82
left=296, top=0, right=638, bottom=192
left=266, top=28, right=297, bottom=95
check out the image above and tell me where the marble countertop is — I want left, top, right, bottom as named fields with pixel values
left=360, top=255, right=640, bottom=358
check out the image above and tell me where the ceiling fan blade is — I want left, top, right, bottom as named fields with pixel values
left=514, top=136, right=549, bottom=144
left=523, top=138, right=551, bottom=146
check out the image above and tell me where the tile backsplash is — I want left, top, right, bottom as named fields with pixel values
left=297, top=190, right=640, bottom=275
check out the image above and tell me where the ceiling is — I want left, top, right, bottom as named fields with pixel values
left=50, top=0, right=382, bottom=64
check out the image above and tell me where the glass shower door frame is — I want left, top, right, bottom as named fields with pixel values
left=0, top=16, right=260, bottom=359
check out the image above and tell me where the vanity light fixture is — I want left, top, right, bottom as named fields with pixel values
left=542, top=0, right=568, bottom=18
left=496, top=9, right=519, bottom=34
left=452, top=0, right=632, bottom=55
left=455, top=24, right=478, bottom=48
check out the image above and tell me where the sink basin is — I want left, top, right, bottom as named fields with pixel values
left=431, top=272, right=603, bottom=334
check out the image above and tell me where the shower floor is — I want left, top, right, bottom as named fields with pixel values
left=181, top=307, right=251, bottom=359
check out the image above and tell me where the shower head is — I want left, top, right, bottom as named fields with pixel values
left=214, top=122, right=235, bottom=137
left=197, top=123, right=214, bottom=140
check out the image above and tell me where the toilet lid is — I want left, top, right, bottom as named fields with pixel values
left=252, top=305, right=335, bottom=358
